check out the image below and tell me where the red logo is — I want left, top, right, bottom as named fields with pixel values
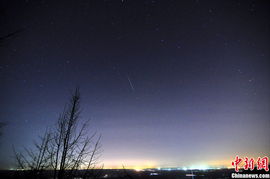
left=257, top=157, right=269, bottom=171
left=232, top=156, right=269, bottom=172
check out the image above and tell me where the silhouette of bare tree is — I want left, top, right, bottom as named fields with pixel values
left=14, top=89, right=102, bottom=179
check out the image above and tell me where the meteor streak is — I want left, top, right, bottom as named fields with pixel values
left=127, top=75, right=135, bottom=92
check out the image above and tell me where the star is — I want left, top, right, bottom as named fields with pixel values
left=237, top=69, right=243, bottom=74
left=248, top=78, right=254, bottom=83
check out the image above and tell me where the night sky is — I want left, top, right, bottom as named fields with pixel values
left=0, top=0, right=269, bottom=170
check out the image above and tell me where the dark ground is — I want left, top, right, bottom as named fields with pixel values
left=1, top=168, right=269, bottom=179
left=0, top=169, right=270, bottom=179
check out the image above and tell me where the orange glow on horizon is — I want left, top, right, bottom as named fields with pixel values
left=102, top=159, right=157, bottom=170
left=101, top=159, right=233, bottom=170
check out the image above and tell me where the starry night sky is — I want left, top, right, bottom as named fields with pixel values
left=0, top=0, right=269, bottom=169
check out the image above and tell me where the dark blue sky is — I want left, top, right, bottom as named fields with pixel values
left=0, top=0, right=269, bottom=169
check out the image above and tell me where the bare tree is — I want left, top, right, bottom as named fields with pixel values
left=13, top=129, right=52, bottom=178
left=14, top=89, right=102, bottom=179
left=0, top=29, right=23, bottom=44
left=50, top=89, right=102, bottom=179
